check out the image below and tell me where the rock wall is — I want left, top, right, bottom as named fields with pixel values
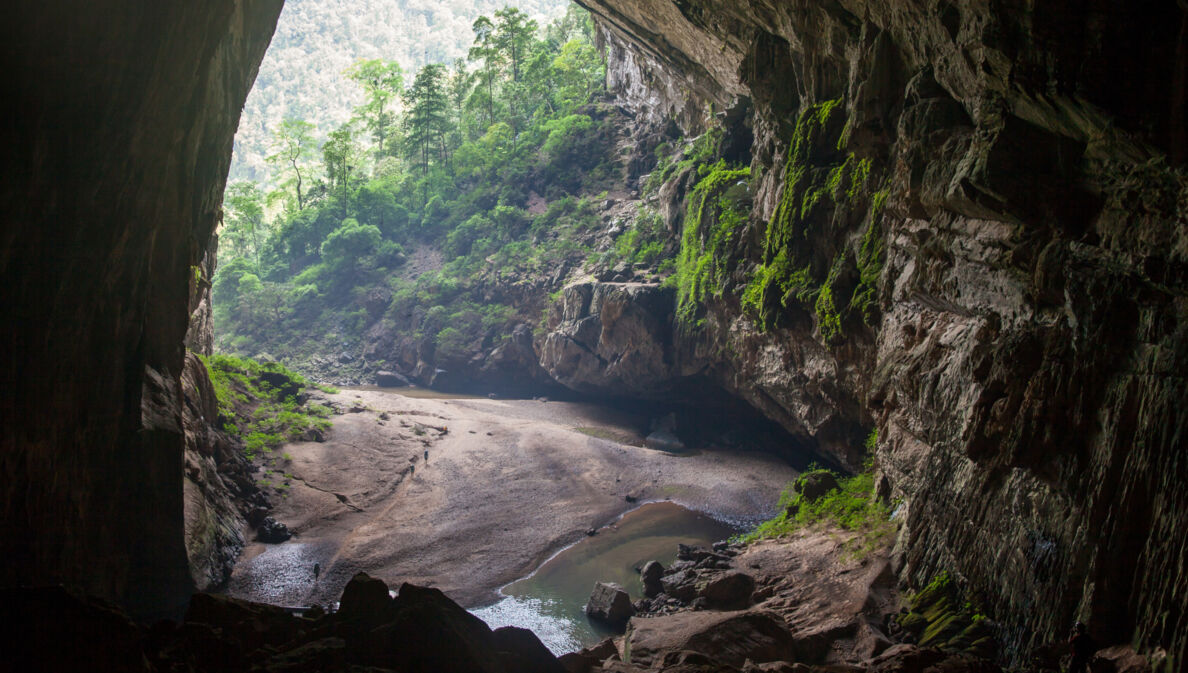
left=0, top=1, right=282, bottom=617
left=574, top=0, right=1188, bottom=664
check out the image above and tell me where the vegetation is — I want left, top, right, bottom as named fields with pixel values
left=734, top=456, right=896, bottom=558
left=733, top=98, right=888, bottom=341
left=673, top=159, right=752, bottom=326
left=895, top=572, right=997, bottom=659
left=214, top=4, right=614, bottom=372
left=230, top=0, right=574, bottom=182
left=199, top=354, right=334, bottom=461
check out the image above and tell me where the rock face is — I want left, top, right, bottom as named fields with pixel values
left=0, top=1, right=282, bottom=617
left=573, top=0, right=1188, bottom=665
left=540, top=282, right=680, bottom=396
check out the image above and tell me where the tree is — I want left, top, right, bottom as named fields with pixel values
left=322, top=124, right=363, bottom=198
left=267, top=118, right=317, bottom=211
left=494, top=8, right=540, bottom=148
left=467, top=16, right=503, bottom=128
left=494, top=8, right=538, bottom=85
left=553, top=39, right=604, bottom=112
left=403, top=64, right=453, bottom=174
left=222, top=181, right=267, bottom=274
left=345, top=59, right=404, bottom=159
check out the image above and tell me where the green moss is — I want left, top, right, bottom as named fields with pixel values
left=735, top=465, right=897, bottom=559
left=674, top=159, right=751, bottom=326
left=896, top=572, right=998, bottom=659
left=814, top=253, right=846, bottom=343
left=848, top=189, right=888, bottom=324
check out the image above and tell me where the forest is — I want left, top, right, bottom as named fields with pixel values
left=214, top=4, right=630, bottom=383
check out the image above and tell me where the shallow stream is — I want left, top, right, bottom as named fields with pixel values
left=470, top=501, right=739, bottom=655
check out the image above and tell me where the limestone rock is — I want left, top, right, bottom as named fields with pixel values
left=642, top=560, right=665, bottom=598
left=586, top=582, right=635, bottom=629
left=626, top=610, right=797, bottom=669
left=794, top=471, right=840, bottom=503
left=375, top=369, right=410, bottom=387
left=255, top=516, right=291, bottom=544
left=539, top=282, right=678, bottom=397
left=699, top=571, right=755, bottom=610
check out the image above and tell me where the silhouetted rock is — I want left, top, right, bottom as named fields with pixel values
left=337, top=572, right=392, bottom=626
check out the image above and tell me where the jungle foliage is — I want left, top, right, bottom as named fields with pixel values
left=215, top=4, right=612, bottom=368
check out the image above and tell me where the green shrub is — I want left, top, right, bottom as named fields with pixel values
left=735, top=464, right=896, bottom=557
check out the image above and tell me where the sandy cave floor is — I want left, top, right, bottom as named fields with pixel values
left=225, top=388, right=799, bottom=609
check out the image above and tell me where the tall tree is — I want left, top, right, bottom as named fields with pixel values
left=267, top=118, right=317, bottom=212
left=345, top=59, right=404, bottom=159
left=403, top=64, right=453, bottom=174
left=467, top=15, right=502, bottom=128
left=494, top=8, right=538, bottom=85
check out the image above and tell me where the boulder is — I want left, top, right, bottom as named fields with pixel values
left=699, top=571, right=755, bottom=610
left=1091, top=645, right=1153, bottom=673
left=491, top=626, right=567, bottom=673
left=794, top=470, right=840, bottom=502
left=375, top=369, right=410, bottom=387
left=660, top=569, right=700, bottom=602
left=585, top=582, right=635, bottom=629
left=626, top=610, right=797, bottom=669
left=559, top=637, right=619, bottom=673
left=357, top=582, right=562, bottom=673
left=256, top=516, right=291, bottom=543
left=337, top=572, right=391, bottom=626
left=641, top=560, right=665, bottom=598
left=645, top=428, right=686, bottom=452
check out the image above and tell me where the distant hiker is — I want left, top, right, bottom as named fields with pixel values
left=313, top=563, right=321, bottom=582
left=1068, top=621, right=1096, bottom=673
left=424, top=449, right=429, bottom=463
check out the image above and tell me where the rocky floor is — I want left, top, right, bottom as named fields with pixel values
left=227, top=388, right=799, bottom=608
left=563, top=528, right=1003, bottom=673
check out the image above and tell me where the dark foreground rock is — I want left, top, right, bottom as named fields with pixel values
left=1, top=576, right=564, bottom=673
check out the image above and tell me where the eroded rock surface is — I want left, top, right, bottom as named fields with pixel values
left=569, top=0, right=1188, bottom=664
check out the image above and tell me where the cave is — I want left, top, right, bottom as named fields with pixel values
left=2, top=0, right=1186, bottom=671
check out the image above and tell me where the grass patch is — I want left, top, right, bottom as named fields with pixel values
left=734, top=466, right=896, bottom=557
left=199, top=353, right=333, bottom=460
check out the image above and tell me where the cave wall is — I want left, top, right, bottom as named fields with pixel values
left=575, top=0, right=1188, bottom=664
left=0, top=1, right=282, bottom=617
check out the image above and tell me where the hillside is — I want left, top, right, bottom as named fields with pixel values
left=231, top=0, right=571, bottom=183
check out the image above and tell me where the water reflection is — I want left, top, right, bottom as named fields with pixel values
left=470, top=502, right=738, bottom=655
